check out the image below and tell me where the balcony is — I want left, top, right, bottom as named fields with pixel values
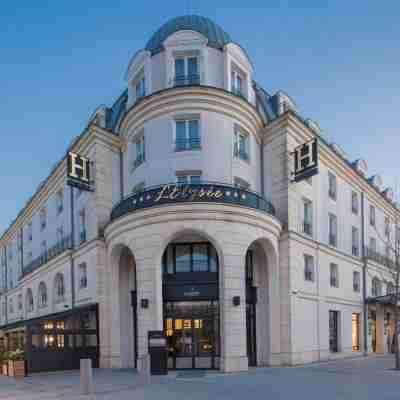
left=22, top=235, right=72, bottom=278
left=110, top=182, right=275, bottom=222
left=175, top=137, right=201, bottom=152
left=365, top=247, right=395, bottom=269
left=174, top=74, right=200, bottom=87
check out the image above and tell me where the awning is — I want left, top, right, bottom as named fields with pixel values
left=0, top=303, right=97, bottom=332
left=366, top=295, right=399, bottom=305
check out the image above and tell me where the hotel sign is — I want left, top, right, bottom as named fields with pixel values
left=292, top=139, right=318, bottom=182
left=66, top=152, right=93, bottom=191
left=110, top=183, right=276, bottom=221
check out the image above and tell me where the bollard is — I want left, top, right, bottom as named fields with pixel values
left=80, top=358, right=94, bottom=395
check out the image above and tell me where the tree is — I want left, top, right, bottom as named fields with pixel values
left=370, top=197, right=400, bottom=370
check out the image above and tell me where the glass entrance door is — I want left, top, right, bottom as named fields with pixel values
left=246, top=302, right=257, bottom=366
left=329, top=310, right=339, bottom=353
left=164, top=301, right=219, bottom=369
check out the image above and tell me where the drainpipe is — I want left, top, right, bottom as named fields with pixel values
left=361, top=191, right=368, bottom=356
left=70, top=186, right=76, bottom=309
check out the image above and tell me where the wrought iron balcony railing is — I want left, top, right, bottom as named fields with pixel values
left=111, top=182, right=276, bottom=221
left=174, top=74, right=200, bottom=87
left=175, top=137, right=201, bottom=151
left=22, top=235, right=73, bottom=278
left=365, top=247, right=395, bottom=269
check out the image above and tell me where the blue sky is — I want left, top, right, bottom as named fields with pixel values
left=1, top=1, right=399, bottom=235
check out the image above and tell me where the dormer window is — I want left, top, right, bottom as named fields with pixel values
left=174, top=55, right=199, bottom=87
left=231, top=69, right=245, bottom=98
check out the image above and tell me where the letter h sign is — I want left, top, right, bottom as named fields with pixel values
left=293, top=139, right=318, bottom=183
left=67, top=152, right=92, bottom=190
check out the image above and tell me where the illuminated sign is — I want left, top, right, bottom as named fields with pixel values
left=67, top=152, right=93, bottom=191
left=292, top=139, right=318, bottom=182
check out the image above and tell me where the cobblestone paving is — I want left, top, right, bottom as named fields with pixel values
left=1, top=355, right=400, bottom=400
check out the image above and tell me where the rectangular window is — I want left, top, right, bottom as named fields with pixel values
left=231, top=68, right=245, bottom=98
left=56, top=190, right=64, bottom=215
left=304, top=254, right=314, bottom=282
left=351, top=191, right=358, bottom=214
left=385, top=217, right=390, bottom=238
left=370, top=205, right=375, bottom=226
left=352, top=226, right=359, bottom=257
left=329, top=213, right=338, bottom=247
left=330, top=263, right=339, bottom=288
left=233, top=128, right=249, bottom=161
left=328, top=172, right=337, bottom=200
left=175, top=245, right=191, bottom=273
left=132, top=133, right=145, bottom=169
left=369, top=237, right=377, bottom=254
left=352, top=313, right=360, bottom=351
left=79, top=263, right=88, bottom=289
left=79, top=209, right=86, bottom=244
left=40, top=209, right=47, bottom=231
left=329, top=310, right=339, bottom=353
left=135, top=76, right=145, bottom=100
left=175, top=119, right=200, bottom=151
left=303, top=199, right=313, bottom=236
left=177, top=173, right=202, bottom=185
left=27, top=222, right=33, bottom=241
left=174, top=57, right=199, bottom=86
left=56, top=226, right=64, bottom=244
left=353, top=271, right=360, bottom=292
left=41, top=240, right=47, bottom=256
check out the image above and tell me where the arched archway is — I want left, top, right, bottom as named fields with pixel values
left=108, top=244, right=138, bottom=369
left=161, top=230, right=221, bottom=370
left=244, top=237, right=279, bottom=367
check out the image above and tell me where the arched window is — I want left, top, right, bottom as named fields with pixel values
left=54, top=273, right=65, bottom=303
left=38, top=282, right=47, bottom=308
left=26, top=288, right=34, bottom=312
left=387, top=282, right=395, bottom=295
left=372, top=277, right=382, bottom=297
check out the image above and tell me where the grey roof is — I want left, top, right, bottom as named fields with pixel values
left=105, top=89, right=128, bottom=133
left=145, top=15, right=232, bottom=55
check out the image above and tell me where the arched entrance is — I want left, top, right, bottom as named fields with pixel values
left=162, top=233, right=220, bottom=369
left=244, top=239, right=275, bottom=367
left=109, top=245, right=138, bottom=369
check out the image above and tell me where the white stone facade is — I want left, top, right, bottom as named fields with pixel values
left=0, top=15, right=399, bottom=372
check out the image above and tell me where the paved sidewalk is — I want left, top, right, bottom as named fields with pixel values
left=1, top=355, right=400, bottom=400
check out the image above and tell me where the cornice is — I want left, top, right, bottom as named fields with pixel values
left=119, top=86, right=264, bottom=144
left=264, top=111, right=400, bottom=219
left=0, top=124, right=120, bottom=247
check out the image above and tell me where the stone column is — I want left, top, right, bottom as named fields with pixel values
left=220, top=244, right=248, bottom=372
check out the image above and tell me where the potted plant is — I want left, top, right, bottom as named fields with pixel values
left=7, top=349, right=25, bottom=378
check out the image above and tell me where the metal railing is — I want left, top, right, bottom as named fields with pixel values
left=111, top=182, right=276, bottom=221
left=365, top=247, right=395, bottom=269
left=175, top=137, right=201, bottom=151
left=174, top=74, right=200, bottom=87
left=22, top=235, right=73, bottom=278
left=301, top=221, right=313, bottom=236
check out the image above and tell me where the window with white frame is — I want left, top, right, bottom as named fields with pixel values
left=330, top=263, right=339, bottom=288
left=176, top=171, right=202, bottom=185
left=352, top=226, right=359, bottom=256
left=134, top=74, right=145, bottom=101
left=38, top=281, right=47, bottom=308
left=353, top=271, right=360, bottom=292
left=234, top=177, right=251, bottom=190
left=27, top=222, right=33, bottom=242
left=79, top=209, right=86, bottom=244
left=78, top=262, right=88, bottom=289
left=302, top=199, right=313, bottom=236
left=328, top=172, right=337, bottom=200
left=40, top=208, right=47, bottom=231
left=370, top=205, right=376, bottom=226
left=351, top=191, right=358, bottom=214
left=131, top=132, right=145, bottom=170
left=26, top=288, right=34, bottom=312
left=231, top=66, right=246, bottom=98
left=387, top=282, right=395, bottom=295
left=54, top=273, right=65, bottom=303
left=18, top=293, right=22, bottom=310
left=41, top=240, right=47, bottom=256
left=329, top=213, right=338, bottom=247
left=233, top=127, right=249, bottom=161
left=9, top=298, right=13, bottom=314
left=56, top=190, right=63, bottom=215
left=372, top=277, right=382, bottom=297
left=304, top=254, right=315, bottom=282
left=175, top=117, right=200, bottom=151
left=174, top=55, right=199, bottom=86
